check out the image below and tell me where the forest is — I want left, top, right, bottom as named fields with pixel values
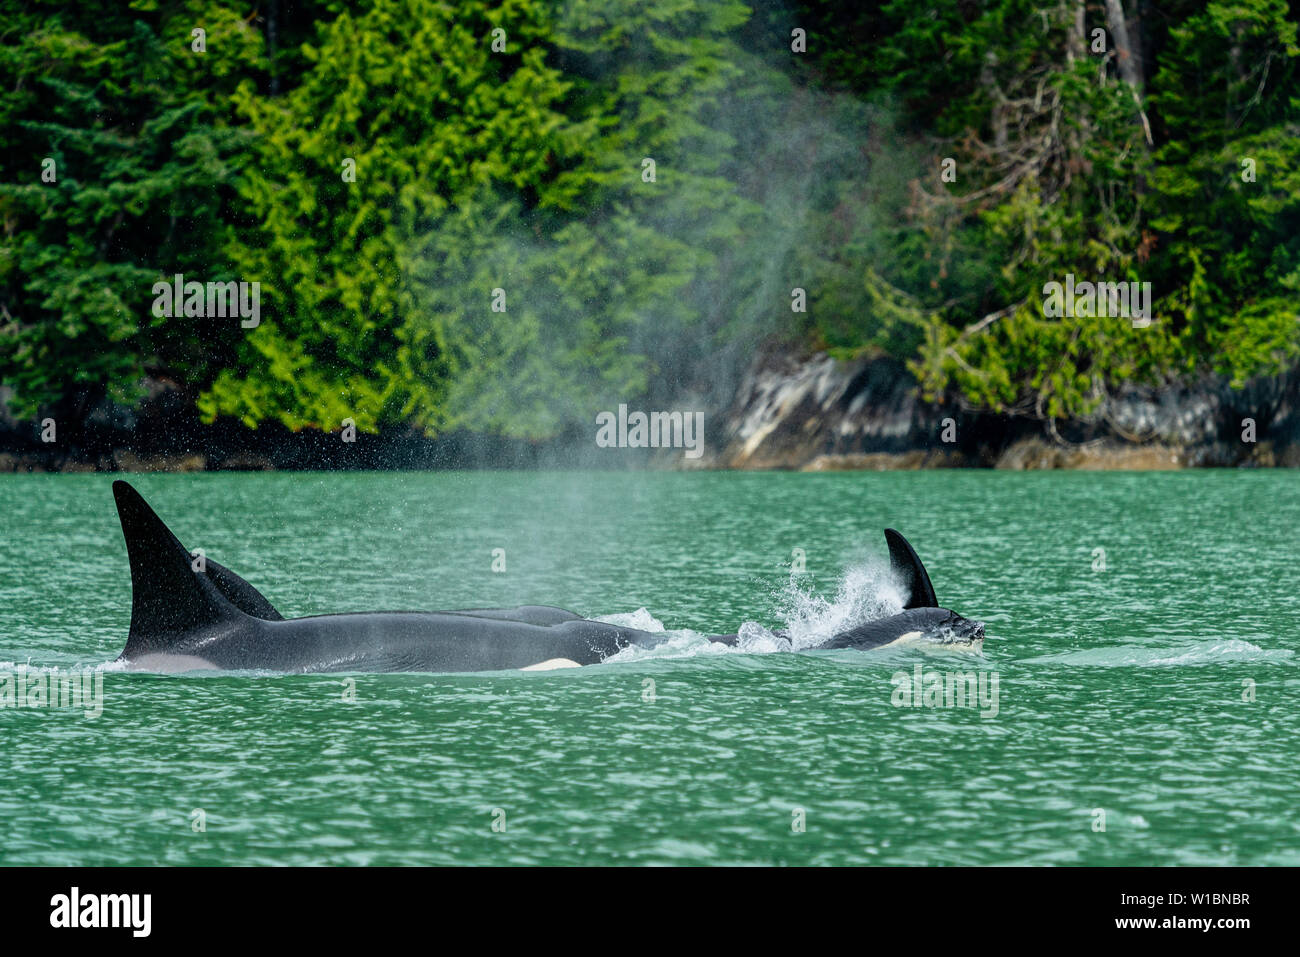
left=1, top=0, right=1297, bottom=448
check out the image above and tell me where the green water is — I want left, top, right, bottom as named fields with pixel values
left=1, top=471, right=1297, bottom=865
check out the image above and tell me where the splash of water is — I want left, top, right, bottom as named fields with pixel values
left=759, top=559, right=906, bottom=651
left=600, top=560, right=912, bottom=661
left=594, top=608, right=667, bottom=632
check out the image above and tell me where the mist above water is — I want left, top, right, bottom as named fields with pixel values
left=400, top=17, right=909, bottom=464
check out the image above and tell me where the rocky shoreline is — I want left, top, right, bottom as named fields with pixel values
left=4, top=350, right=1300, bottom=472
left=696, top=348, right=1300, bottom=470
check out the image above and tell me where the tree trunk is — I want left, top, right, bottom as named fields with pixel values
left=1104, top=0, right=1143, bottom=90
left=1104, top=0, right=1153, bottom=145
left=1066, top=0, right=1085, bottom=65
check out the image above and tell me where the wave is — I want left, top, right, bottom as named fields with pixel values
left=1023, top=639, right=1294, bottom=667
left=0, top=659, right=126, bottom=674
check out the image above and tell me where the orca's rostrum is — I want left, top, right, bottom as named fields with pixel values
left=110, top=480, right=984, bottom=674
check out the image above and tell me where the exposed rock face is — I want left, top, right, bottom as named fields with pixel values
left=3, top=354, right=1299, bottom=471
left=802, top=450, right=969, bottom=471
left=709, top=350, right=995, bottom=469
left=704, top=348, right=1300, bottom=470
left=994, top=440, right=1185, bottom=470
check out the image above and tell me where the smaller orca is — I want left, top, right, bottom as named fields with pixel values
left=108, top=481, right=983, bottom=674
left=706, top=528, right=984, bottom=650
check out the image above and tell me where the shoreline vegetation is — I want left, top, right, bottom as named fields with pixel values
left=3, top=346, right=1296, bottom=471
left=2, top=1, right=1297, bottom=472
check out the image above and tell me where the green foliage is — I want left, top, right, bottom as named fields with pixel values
left=3, top=0, right=1299, bottom=439
left=207, top=0, right=770, bottom=437
left=203, top=0, right=583, bottom=432
left=1148, top=0, right=1300, bottom=387
left=0, top=0, right=266, bottom=417
left=807, top=0, right=1300, bottom=424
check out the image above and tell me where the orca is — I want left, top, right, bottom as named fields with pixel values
left=109, top=481, right=983, bottom=674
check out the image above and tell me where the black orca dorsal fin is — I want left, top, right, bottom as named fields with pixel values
left=884, top=528, right=938, bottom=609
left=204, top=558, right=284, bottom=621
left=112, top=480, right=247, bottom=656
